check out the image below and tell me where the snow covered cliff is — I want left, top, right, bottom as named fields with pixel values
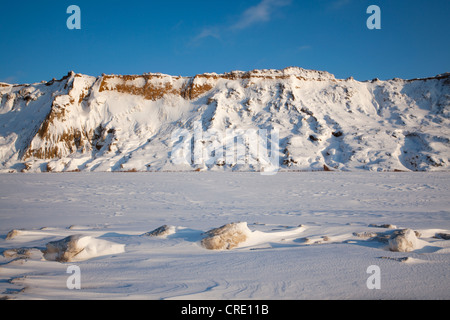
left=0, top=67, right=449, bottom=172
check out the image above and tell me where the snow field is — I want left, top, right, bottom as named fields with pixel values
left=0, top=172, right=449, bottom=299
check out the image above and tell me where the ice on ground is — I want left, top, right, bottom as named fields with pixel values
left=3, top=248, right=41, bottom=259
left=353, top=227, right=426, bottom=252
left=368, top=224, right=397, bottom=229
left=200, top=222, right=305, bottom=250
left=142, top=225, right=176, bottom=238
left=5, top=230, right=23, bottom=240
left=388, top=229, right=418, bottom=252
left=0, top=172, right=449, bottom=300
left=435, top=233, right=450, bottom=240
left=43, top=235, right=125, bottom=262
left=201, top=222, right=251, bottom=250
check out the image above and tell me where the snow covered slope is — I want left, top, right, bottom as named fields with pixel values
left=0, top=67, right=449, bottom=172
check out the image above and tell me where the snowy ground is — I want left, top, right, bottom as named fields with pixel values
left=0, top=172, right=449, bottom=300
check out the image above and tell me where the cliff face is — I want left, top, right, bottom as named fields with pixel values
left=0, top=67, right=449, bottom=172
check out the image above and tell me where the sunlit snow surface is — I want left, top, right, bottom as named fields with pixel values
left=0, top=172, right=449, bottom=299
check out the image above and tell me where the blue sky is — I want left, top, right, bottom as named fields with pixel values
left=1, top=0, right=449, bottom=84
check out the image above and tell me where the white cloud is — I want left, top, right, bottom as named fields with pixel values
left=297, top=45, right=312, bottom=52
left=328, top=0, right=352, bottom=10
left=190, top=0, right=292, bottom=45
left=193, top=27, right=221, bottom=42
left=231, top=0, right=292, bottom=30
left=0, top=71, right=24, bottom=84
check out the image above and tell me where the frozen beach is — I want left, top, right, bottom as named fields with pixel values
left=0, top=171, right=449, bottom=300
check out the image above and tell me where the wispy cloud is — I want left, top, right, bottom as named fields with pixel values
left=191, top=0, right=292, bottom=45
left=0, top=76, right=16, bottom=84
left=0, top=71, right=25, bottom=84
left=231, top=0, right=292, bottom=30
left=328, top=0, right=352, bottom=10
left=297, top=45, right=312, bottom=52
left=192, top=26, right=221, bottom=42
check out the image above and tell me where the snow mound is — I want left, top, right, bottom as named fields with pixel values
left=142, top=225, right=176, bottom=237
left=388, top=229, right=418, bottom=252
left=201, top=222, right=252, bottom=250
left=5, top=229, right=23, bottom=240
left=43, top=234, right=125, bottom=262
left=3, top=248, right=41, bottom=259
left=369, top=224, right=397, bottom=229
left=435, top=233, right=450, bottom=240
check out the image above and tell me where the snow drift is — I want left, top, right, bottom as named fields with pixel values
left=201, top=222, right=306, bottom=250
left=142, top=225, right=176, bottom=238
left=201, top=222, right=252, bottom=250
left=0, top=67, right=449, bottom=173
left=43, top=234, right=125, bottom=262
left=388, top=229, right=419, bottom=252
